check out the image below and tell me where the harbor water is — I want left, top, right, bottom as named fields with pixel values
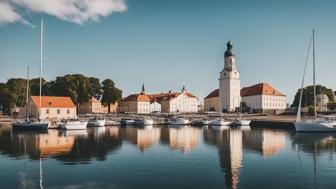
left=0, top=124, right=335, bottom=189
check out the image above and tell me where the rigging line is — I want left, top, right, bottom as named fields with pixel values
left=297, top=32, right=314, bottom=121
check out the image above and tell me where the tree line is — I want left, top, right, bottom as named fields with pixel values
left=0, top=74, right=122, bottom=114
left=292, top=84, right=336, bottom=111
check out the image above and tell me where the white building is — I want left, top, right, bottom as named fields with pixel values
left=154, top=87, right=199, bottom=113
left=219, top=40, right=241, bottom=113
left=241, top=83, right=287, bottom=114
left=150, top=101, right=162, bottom=113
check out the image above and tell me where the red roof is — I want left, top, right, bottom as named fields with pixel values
left=31, top=96, right=76, bottom=108
left=121, top=91, right=198, bottom=103
left=204, top=89, right=219, bottom=99
left=121, top=94, right=150, bottom=102
left=240, top=83, right=286, bottom=97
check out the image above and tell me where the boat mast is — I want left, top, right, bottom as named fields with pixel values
left=313, top=30, right=317, bottom=119
left=25, top=66, right=30, bottom=121
left=38, top=18, right=43, bottom=120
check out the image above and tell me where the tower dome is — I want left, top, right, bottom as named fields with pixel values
left=224, top=40, right=235, bottom=57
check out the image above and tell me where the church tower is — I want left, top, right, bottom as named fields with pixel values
left=219, top=40, right=241, bottom=112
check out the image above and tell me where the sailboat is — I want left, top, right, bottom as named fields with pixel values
left=234, top=101, right=251, bottom=126
left=295, top=30, right=336, bottom=132
left=12, top=18, right=50, bottom=131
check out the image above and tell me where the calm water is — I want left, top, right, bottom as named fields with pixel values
left=0, top=125, right=335, bottom=189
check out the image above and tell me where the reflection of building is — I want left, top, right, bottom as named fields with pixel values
left=124, top=126, right=161, bottom=152
left=169, top=126, right=200, bottom=154
left=21, top=96, right=77, bottom=120
left=243, top=129, right=285, bottom=158
left=37, top=130, right=75, bottom=157
left=203, top=128, right=243, bottom=189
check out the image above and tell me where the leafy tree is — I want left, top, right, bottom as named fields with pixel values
left=88, top=77, right=102, bottom=98
left=292, top=85, right=335, bottom=107
left=328, top=102, right=336, bottom=111
left=6, top=78, right=27, bottom=108
left=101, top=79, right=122, bottom=113
left=0, top=83, right=11, bottom=114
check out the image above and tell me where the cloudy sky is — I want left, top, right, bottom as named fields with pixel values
left=1, top=0, right=336, bottom=103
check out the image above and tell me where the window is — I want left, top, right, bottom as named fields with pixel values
left=57, top=109, right=60, bottom=114
left=67, top=109, right=70, bottom=114
left=46, top=109, right=49, bottom=114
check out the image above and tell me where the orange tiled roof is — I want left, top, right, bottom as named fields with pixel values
left=241, top=83, right=286, bottom=97
left=121, top=94, right=150, bottom=102
left=31, top=96, right=76, bottom=108
left=121, top=91, right=198, bottom=103
left=204, top=89, right=219, bottom=99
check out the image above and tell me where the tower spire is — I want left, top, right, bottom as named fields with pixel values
left=141, top=82, right=145, bottom=94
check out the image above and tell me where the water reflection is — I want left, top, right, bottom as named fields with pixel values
left=0, top=125, right=336, bottom=189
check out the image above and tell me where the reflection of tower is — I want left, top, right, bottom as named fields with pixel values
left=219, top=40, right=241, bottom=112
left=243, top=129, right=285, bottom=158
left=169, top=126, right=200, bottom=154
left=203, top=128, right=243, bottom=189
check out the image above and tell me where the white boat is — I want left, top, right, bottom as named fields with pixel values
left=134, top=118, right=154, bottom=126
left=209, top=118, right=231, bottom=126
left=191, top=119, right=209, bottom=126
left=168, top=117, right=190, bottom=125
left=105, top=120, right=121, bottom=126
left=88, top=116, right=106, bottom=127
left=234, top=119, right=251, bottom=126
left=12, top=19, right=50, bottom=131
left=295, top=30, right=336, bottom=132
left=58, top=119, right=87, bottom=130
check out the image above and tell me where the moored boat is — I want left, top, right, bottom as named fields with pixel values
left=209, top=118, right=231, bottom=126
left=58, top=119, right=87, bottom=130
left=168, top=117, right=190, bottom=125
left=191, top=119, right=209, bottom=126
left=134, top=118, right=154, bottom=126
left=88, top=116, right=106, bottom=127
left=120, top=119, right=135, bottom=126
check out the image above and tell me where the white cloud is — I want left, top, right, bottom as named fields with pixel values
left=0, top=0, right=127, bottom=26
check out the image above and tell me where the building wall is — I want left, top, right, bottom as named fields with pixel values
left=163, top=93, right=198, bottom=113
left=78, top=102, right=102, bottom=114
left=118, top=100, right=138, bottom=113
left=242, top=94, right=287, bottom=114
left=150, top=102, right=161, bottom=112
left=204, top=97, right=219, bottom=112
left=137, top=101, right=150, bottom=114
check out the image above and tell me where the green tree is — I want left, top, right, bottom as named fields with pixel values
left=292, top=85, right=335, bottom=107
left=88, top=77, right=102, bottom=97
left=328, top=102, right=336, bottom=111
left=0, top=83, right=11, bottom=115
left=101, top=79, right=122, bottom=113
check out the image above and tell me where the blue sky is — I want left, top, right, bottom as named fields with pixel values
left=1, top=0, right=336, bottom=104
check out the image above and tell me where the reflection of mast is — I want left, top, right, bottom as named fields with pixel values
left=39, top=157, right=44, bottom=189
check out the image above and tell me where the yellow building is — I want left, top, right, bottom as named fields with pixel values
left=203, top=89, right=219, bottom=112
left=78, top=97, right=102, bottom=114
left=20, top=96, right=77, bottom=120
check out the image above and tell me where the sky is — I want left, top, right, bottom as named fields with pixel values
left=1, top=0, right=336, bottom=104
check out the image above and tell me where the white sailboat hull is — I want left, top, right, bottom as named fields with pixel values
left=89, top=120, right=106, bottom=127
left=209, top=119, right=231, bottom=126
left=237, top=120, right=251, bottom=126
left=58, top=121, right=87, bottom=130
left=168, top=118, right=190, bottom=125
left=295, top=121, right=336, bottom=132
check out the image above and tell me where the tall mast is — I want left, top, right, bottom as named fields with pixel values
left=25, top=66, right=30, bottom=121
left=38, top=18, right=43, bottom=120
left=313, top=30, right=317, bottom=119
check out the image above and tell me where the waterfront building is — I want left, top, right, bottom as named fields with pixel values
left=118, top=84, right=151, bottom=114
left=204, top=83, right=287, bottom=114
left=78, top=96, right=102, bottom=114
left=241, top=83, right=287, bottom=114
left=20, top=96, right=76, bottom=120
left=118, top=85, right=198, bottom=114
left=316, top=94, right=329, bottom=112
left=203, top=89, right=219, bottom=112
left=219, top=40, right=241, bottom=113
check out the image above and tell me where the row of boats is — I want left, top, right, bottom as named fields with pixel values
left=120, top=117, right=251, bottom=127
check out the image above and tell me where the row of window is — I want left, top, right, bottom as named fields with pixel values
left=46, top=109, right=71, bottom=115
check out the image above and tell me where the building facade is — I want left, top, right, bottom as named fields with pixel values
left=78, top=97, right=102, bottom=114
left=20, top=96, right=77, bottom=120
left=203, top=89, right=220, bottom=112
left=118, top=85, right=198, bottom=114
left=219, top=40, right=241, bottom=113
left=241, top=83, right=287, bottom=114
